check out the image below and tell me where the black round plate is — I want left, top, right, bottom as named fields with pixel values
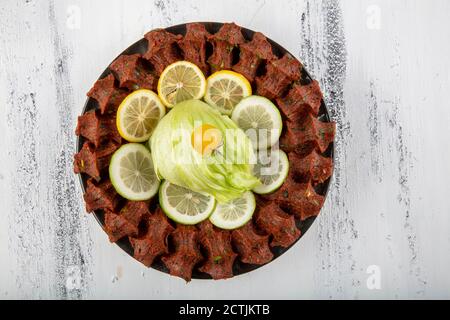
left=77, top=22, right=334, bottom=279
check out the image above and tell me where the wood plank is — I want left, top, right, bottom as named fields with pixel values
left=1, top=0, right=449, bottom=299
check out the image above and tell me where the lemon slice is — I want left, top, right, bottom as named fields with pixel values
left=109, top=143, right=160, bottom=201
left=231, top=95, right=282, bottom=149
left=116, top=89, right=165, bottom=142
left=204, top=70, right=252, bottom=115
left=157, top=61, right=206, bottom=107
left=252, top=149, right=289, bottom=194
left=209, top=191, right=256, bottom=230
left=159, top=180, right=216, bottom=225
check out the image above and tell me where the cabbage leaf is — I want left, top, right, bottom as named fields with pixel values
left=150, top=99, right=260, bottom=203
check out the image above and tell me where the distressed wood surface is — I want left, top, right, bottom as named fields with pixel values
left=1, top=0, right=449, bottom=299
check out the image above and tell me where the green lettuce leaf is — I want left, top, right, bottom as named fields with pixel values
left=150, top=99, right=260, bottom=203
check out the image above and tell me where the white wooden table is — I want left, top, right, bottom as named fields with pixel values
left=1, top=0, right=449, bottom=299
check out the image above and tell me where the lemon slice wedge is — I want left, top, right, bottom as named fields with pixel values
left=209, top=191, right=256, bottom=230
left=204, top=70, right=252, bottom=115
left=231, top=95, right=282, bottom=149
left=116, top=89, right=165, bottom=142
left=252, top=149, right=289, bottom=194
left=157, top=61, right=206, bottom=107
left=159, top=180, right=216, bottom=225
left=109, top=143, right=160, bottom=201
